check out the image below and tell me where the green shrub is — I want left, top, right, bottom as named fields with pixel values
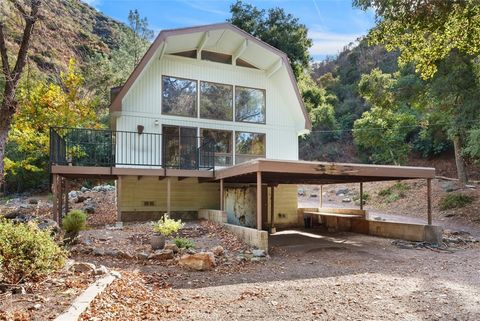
left=378, top=182, right=410, bottom=203
left=173, top=237, right=195, bottom=249
left=439, top=194, right=474, bottom=211
left=153, top=214, right=184, bottom=236
left=353, top=192, right=370, bottom=202
left=0, top=219, right=66, bottom=284
left=62, top=210, right=87, bottom=234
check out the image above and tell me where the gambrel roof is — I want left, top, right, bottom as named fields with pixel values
left=110, top=22, right=311, bottom=130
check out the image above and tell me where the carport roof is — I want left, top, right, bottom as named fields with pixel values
left=214, top=159, right=436, bottom=185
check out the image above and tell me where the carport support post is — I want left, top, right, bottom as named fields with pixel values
left=167, top=177, right=171, bottom=215
left=256, top=171, right=262, bottom=230
left=270, top=185, right=275, bottom=232
left=360, top=182, right=364, bottom=210
left=319, top=185, right=323, bottom=208
left=220, top=179, right=224, bottom=211
left=427, top=178, right=432, bottom=225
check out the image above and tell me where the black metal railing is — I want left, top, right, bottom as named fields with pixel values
left=49, top=127, right=215, bottom=170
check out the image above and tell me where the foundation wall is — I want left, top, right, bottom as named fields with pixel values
left=119, top=176, right=219, bottom=221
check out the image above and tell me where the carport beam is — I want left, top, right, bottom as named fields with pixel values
left=257, top=171, right=262, bottom=230
left=427, top=178, right=432, bottom=225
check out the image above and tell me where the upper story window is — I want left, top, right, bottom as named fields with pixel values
left=162, top=76, right=197, bottom=117
left=235, top=86, right=266, bottom=124
left=200, top=81, right=233, bottom=121
left=235, top=131, right=266, bottom=164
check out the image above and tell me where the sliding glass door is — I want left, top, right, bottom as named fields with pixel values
left=162, top=125, right=198, bottom=169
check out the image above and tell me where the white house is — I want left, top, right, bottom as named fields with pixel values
left=50, top=23, right=436, bottom=243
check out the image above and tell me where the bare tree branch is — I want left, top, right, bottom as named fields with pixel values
left=11, top=0, right=41, bottom=84
left=0, top=22, right=11, bottom=78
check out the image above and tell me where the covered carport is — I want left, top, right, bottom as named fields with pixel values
left=213, top=159, right=438, bottom=243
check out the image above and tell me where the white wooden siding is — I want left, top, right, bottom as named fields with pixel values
left=118, top=54, right=302, bottom=162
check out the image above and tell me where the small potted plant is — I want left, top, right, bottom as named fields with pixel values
left=151, top=214, right=184, bottom=250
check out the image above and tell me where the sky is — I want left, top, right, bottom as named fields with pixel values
left=83, top=0, right=376, bottom=61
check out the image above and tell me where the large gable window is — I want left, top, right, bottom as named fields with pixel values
left=201, top=129, right=233, bottom=166
left=235, top=131, right=265, bottom=164
left=162, top=76, right=197, bottom=117
left=235, top=86, right=266, bottom=124
left=200, top=81, right=233, bottom=121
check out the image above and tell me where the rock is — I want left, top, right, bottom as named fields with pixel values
left=92, top=185, right=115, bottom=192
left=164, top=243, right=179, bottom=253
left=12, top=286, right=26, bottom=295
left=80, top=187, right=89, bottom=193
left=93, top=248, right=105, bottom=256
left=68, top=191, right=79, bottom=199
left=178, top=252, right=216, bottom=271
left=69, top=262, right=96, bottom=274
left=148, top=249, right=174, bottom=260
left=95, top=265, right=109, bottom=275
left=3, top=212, right=61, bottom=236
left=136, top=252, right=149, bottom=260
left=252, top=249, right=266, bottom=257
left=336, top=187, right=349, bottom=195
left=83, top=200, right=96, bottom=214
left=440, top=181, right=457, bottom=192
left=28, top=198, right=38, bottom=205
left=75, top=195, right=87, bottom=203
left=342, top=197, right=352, bottom=203
left=210, top=245, right=224, bottom=256
left=32, top=303, right=42, bottom=310
left=186, top=248, right=196, bottom=254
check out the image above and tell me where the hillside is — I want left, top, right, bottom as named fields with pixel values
left=3, top=0, right=132, bottom=74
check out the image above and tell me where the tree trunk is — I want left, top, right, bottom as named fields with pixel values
left=0, top=127, right=8, bottom=188
left=453, top=135, right=468, bottom=187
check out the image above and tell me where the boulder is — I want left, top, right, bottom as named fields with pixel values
left=95, top=265, right=109, bottom=275
left=164, top=243, right=179, bottom=253
left=335, top=187, right=349, bottom=196
left=210, top=245, right=224, bottom=256
left=68, top=191, right=79, bottom=199
left=342, top=198, right=352, bottom=203
left=28, top=198, right=38, bottom=205
left=148, top=249, right=174, bottom=261
left=136, top=252, right=149, bottom=260
left=75, top=195, right=87, bottom=203
left=80, top=187, right=89, bottom=193
left=70, top=262, right=96, bottom=274
left=252, top=249, right=266, bottom=257
left=3, top=212, right=61, bottom=236
left=92, top=185, right=115, bottom=192
left=178, top=252, right=216, bottom=271
left=83, top=200, right=96, bottom=214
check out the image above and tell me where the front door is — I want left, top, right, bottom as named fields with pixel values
left=163, top=125, right=198, bottom=169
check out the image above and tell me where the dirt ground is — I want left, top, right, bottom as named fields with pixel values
left=77, top=225, right=480, bottom=321
left=2, top=178, right=480, bottom=320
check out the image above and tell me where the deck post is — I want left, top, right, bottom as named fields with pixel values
left=270, top=185, right=275, bottom=233
left=116, top=177, right=122, bottom=222
left=256, top=171, right=262, bottom=230
left=64, top=179, right=69, bottom=215
left=427, top=178, right=432, bottom=225
left=51, top=174, right=58, bottom=223
left=319, top=185, right=323, bottom=208
left=167, top=177, right=171, bottom=215
left=220, top=179, right=224, bottom=211
left=58, top=177, right=64, bottom=225
left=360, top=182, right=364, bottom=210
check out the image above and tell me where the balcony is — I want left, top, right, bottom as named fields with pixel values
left=49, top=127, right=215, bottom=177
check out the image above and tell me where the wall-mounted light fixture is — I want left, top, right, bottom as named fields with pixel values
left=154, top=119, right=159, bottom=126
left=137, top=125, right=144, bottom=134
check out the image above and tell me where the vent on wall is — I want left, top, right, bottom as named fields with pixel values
left=143, top=201, right=155, bottom=207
